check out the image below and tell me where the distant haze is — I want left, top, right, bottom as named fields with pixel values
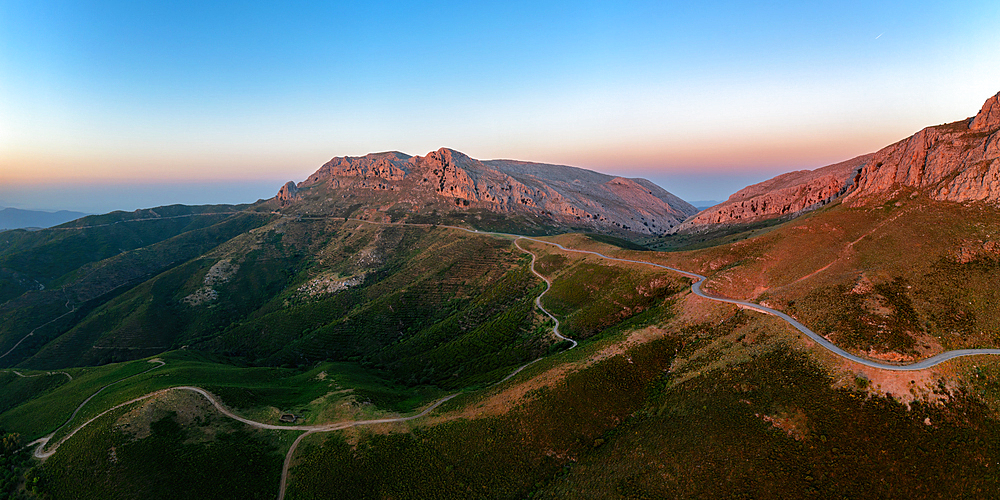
left=0, top=180, right=288, bottom=214
left=0, top=207, right=89, bottom=230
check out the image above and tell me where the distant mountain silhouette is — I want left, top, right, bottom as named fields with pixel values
left=0, top=207, right=89, bottom=230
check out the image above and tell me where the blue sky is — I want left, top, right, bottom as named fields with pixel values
left=2, top=1, right=999, bottom=212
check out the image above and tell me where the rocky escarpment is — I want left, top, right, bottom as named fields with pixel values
left=673, top=154, right=871, bottom=232
left=674, top=91, right=1000, bottom=233
left=846, top=91, right=1000, bottom=205
left=278, top=148, right=698, bottom=235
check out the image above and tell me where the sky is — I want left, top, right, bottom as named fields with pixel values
left=2, top=1, right=999, bottom=213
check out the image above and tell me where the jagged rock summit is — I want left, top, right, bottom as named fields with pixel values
left=276, top=147, right=697, bottom=235
left=846, top=91, right=1000, bottom=205
left=677, top=90, right=1000, bottom=233
left=970, top=91, right=1000, bottom=132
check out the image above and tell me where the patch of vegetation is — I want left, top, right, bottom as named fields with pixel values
left=287, top=336, right=684, bottom=500
left=0, top=371, right=68, bottom=416
left=537, top=347, right=1000, bottom=499
left=582, top=233, right=649, bottom=251
left=791, top=277, right=920, bottom=353
left=647, top=215, right=792, bottom=251
left=407, top=208, right=574, bottom=236
left=915, top=255, right=1000, bottom=345
left=0, top=349, right=450, bottom=447
left=0, top=430, right=32, bottom=499
left=0, top=360, right=156, bottom=441
left=542, top=261, right=683, bottom=340
left=33, top=407, right=282, bottom=499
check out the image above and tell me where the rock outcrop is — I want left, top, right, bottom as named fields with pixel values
left=280, top=147, right=698, bottom=235
left=846, top=91, right=1000, bottom=205
left=676, top=90, right=1000, bottom=233
left=673, top=154, right=871, bottom=231
left=970, top=92, right=1000, bottom=132
left=276, top=181, right=300, bottom=206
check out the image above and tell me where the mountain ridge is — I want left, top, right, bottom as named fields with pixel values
left=675, top=90, right=1000, bottom=232
left=846, top=91, right=1000, bottom=205
left=279, top=147, right=698, bottom=236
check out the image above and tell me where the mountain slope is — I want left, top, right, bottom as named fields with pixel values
left=847, top=91, right=1000, bottom=205
left=674, top=154, right=871, bottom=231
left=675, top=91, right=1000, bottom=234
left=278, top=147, right=698, bottom=236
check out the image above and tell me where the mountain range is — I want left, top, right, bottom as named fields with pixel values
left=681, top=91, right=1000, bottom=230
left=1, top=91, right=1000, bottom=499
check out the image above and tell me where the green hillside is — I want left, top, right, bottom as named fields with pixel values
left=3, top=196, right=1000, bottom=500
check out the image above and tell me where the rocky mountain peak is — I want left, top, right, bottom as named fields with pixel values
left=277, top=147, right=697, bottom=236
left=970, top=91, right=1000, bottom=132
left=276, top=181, right=299, bottom=206
left=676, top=91, right=1000, bottom=234
left=845, top=91, right=1000, bottom=205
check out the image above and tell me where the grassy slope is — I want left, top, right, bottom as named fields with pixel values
left=10, top=197, right=1000, bottom=499
left=8, top=228, right=690, bottom=499
left=542, top=345, right=1000, bottom=499
left=672, top=193, right=1000, bottom=357
left=0, top=349, right=447, bottom=444
left=33, top=399, right=284, bottom=500
left=0, top=370, right=69, bottom=417
left=0, top=205, right=245, bottom=304
left=527, top=242, right=685, bottom=340
left=287, top=332, right=684, bottom=500
left=9, top=217, right=550, bottom=384
left=0, top=211, right=274, bottom=368
left=200, top=222, right=551, bottom=389
left=288, top=303, right=1000, bottom=500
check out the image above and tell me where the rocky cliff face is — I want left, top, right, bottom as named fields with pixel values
left=673, top=154, right=871, bottom=232
left=675, top=91, right=1000, bottom=233
left=279, top=148, right=698, bottom=235
left=276, top=181, right=300, bottom=206
left=846, top=91, right=1000, bottom=205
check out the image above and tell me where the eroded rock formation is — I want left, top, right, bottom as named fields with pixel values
left=846, top=91, right=1000, bottom=205
left=677, top=91, right=1000, bottom=233
left=673, top=154, right=871, bottom=231
left=277, top=147, right=697, bottom=235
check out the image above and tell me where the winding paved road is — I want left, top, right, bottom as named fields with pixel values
left=256, top=215, right=1000, bottom=369
left=509, top=234, right=1000, bottom=371
left=515, top=239, right=578, bottom=349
